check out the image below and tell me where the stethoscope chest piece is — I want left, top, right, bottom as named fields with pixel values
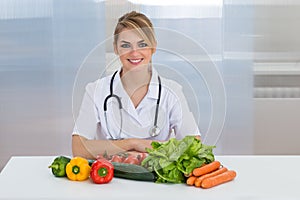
left=149, top=125, right=160, bottom=137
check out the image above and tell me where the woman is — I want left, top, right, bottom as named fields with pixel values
left=72, top=11, right=200, bottom=159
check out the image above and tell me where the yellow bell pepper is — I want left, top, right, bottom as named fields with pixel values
left=66, top=157, right=91, bottom=181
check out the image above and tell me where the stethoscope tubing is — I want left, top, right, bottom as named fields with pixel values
left=103, top=70, right=161, bottom=140
left=153, top=76, right=161, bottom=127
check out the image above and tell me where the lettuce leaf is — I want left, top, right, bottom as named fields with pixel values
left=141, top=136, right=215, bottom=183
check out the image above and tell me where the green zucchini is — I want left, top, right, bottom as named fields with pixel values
left=88, top=160, right=156, bottom=182
left=111, top=162, right=156, bottom=182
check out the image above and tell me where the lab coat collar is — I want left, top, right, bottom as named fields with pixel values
left=111, top=70, right=138, bottom=122
left=111, top=67, right=160, bottom=125
left=147, top=68, right=160, bottom=100
left=113, top=67, right=160, bottom=101
left=112, top=70, right=127, bottom=100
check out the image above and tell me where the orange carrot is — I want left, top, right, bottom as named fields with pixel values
left=192, top=161, right=221, bottom=177
left=194, top=167, right=228, bottom=187
left=201, top=170, right=237, bottom=189
left=186, top=176, right=197, bottom=186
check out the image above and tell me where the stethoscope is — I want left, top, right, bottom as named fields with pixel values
left=103, top=70, right=162, bottom=140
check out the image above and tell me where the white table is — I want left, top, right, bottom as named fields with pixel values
left=0, top=155, right=299, bottom=200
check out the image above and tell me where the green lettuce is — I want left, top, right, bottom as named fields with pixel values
left=141, top=136, right=215, bottom=183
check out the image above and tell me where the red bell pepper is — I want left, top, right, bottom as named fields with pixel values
left=90, top=159, right=114, bottom=184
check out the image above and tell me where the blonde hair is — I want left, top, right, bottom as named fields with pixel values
left=113, top=11, right=156, bottom=48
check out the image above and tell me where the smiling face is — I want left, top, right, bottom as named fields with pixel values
left=114, top=28, right=156, bottom=74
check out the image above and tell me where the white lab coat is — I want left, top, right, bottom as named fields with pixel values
left=72, top=68, right=200, bottom=140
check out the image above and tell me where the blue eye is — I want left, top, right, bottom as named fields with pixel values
left=138, top=43, right=148, bottom=48
left=121, top=43, right=131, bottom=48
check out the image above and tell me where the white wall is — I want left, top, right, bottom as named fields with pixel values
left=254, top=98, right=300, bottom=155
left=0, top=0, right=106, bottom=171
